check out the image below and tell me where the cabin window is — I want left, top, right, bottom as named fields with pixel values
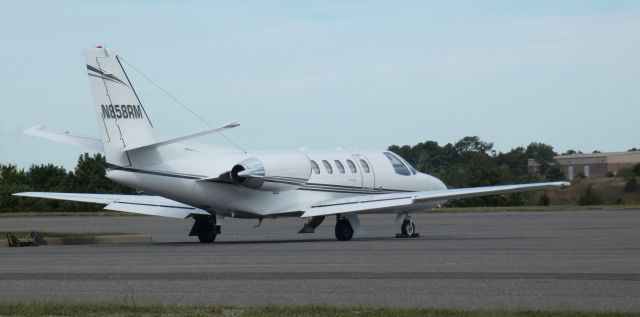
left=346, top=159, right=357, bottom=173
left=359, top=159, right=371, bottom=173
left=310, top=160, right=320, bottom=174
left=322, top=160, right=333, bottom=174
left=384, top=152, right=411, bottom=176
left=334, top=160, right=345, bottom=174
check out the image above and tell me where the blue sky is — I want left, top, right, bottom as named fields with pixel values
left=1, top=1, right=639, bottom=169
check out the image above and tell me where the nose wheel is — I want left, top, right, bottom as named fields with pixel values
left=396, top=215, right=420, bottom=238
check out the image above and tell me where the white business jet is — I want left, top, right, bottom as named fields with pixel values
left=15, top=46, right=569, bottom=243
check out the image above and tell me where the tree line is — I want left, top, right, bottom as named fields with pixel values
left=0, top=153, right=133, bottom=212
left=388, top=136, right=568, bottom=207
left=1, top=136, right=638, bottom=212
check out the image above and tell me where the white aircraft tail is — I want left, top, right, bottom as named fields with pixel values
left=84, top=46, right=156, bottom=166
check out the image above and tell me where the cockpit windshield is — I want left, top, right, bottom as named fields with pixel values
left=383, top=152, right=412, bottom=176
left=396, top=154, right=418, bottom=175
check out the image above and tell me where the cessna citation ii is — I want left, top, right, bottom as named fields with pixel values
left=15, top=46, right=570, bottom=243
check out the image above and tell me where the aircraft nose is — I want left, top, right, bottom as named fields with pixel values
left=422, top=173, right=447, bottom=191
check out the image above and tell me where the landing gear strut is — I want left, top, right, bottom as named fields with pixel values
left=396, top=214, right=419, bottom=238
left=334, top=216, right=354, bottom=241
left=298, top=216, right=326, bottom=234
left=189, top=215, right=221, bottom=243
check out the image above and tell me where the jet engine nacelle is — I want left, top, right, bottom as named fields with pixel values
left=230, top=153, right=312, bottom=192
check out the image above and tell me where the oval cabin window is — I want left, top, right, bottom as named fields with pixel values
left=322, top=160, right=333, bottom=174
left=334, top=160, right=345, bottom=174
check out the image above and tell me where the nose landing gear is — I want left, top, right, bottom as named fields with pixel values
left=396, top=214, right=419, bottom=238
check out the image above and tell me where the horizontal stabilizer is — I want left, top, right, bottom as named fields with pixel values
left=23, top=125, right=103, bottom=151
left=13, top=192, right=209, bottom=219
left=302, top=181, right=570, bottom=218
left=124, top=121, right=239, bottom=152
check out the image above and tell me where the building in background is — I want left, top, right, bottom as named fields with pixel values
left=528, top=151, right=640, bottom=180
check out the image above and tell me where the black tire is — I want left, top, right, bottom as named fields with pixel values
left=195, top=215, right=217, bottom=243
left=335, top=219, right=354, bottom=241
left=198, top=230, right=216, bottom=243
left=401, top=220, right=415, bottom=236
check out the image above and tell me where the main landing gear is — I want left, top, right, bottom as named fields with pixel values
left=396, top=214, right=419, bottom=238
left=189, top=215, right=221, bottom=243
left=334, top=216, right=354, bottom=241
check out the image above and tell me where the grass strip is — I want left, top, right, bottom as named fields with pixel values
left=0, top=304, right=638, bottom=317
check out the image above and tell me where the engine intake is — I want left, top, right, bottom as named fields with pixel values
left=230, top=153, right=312, bottom=192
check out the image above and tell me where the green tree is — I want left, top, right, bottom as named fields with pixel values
left=538, top=192, right=550, bottom=206
left=495, top=147, right=537, bottom=183
left=25, top=164, right=70, bottom=191
left=72, top=153, right=132, bottom=193
left=578, top=185, right=602, bottom=205
left=454, top=136, right=493, bottom=154
left=624, top=177, right=638, bottom=193
left=525, top=142, right=557, bottom=176
left=0, top=153, right=135, bottom=212
left=0, top=164, right=29, bottom=211
left=390, top=137, right=557, bottom=207
left=545, top=164, right=566, bottom=181
left=561, top=149, right=582, bottom=155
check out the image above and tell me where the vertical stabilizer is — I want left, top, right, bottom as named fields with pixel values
left=83, top=46, right=155, bottom=166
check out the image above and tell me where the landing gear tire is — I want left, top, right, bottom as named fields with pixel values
left=334, top=218, right=354, bottom=241
left=396, top=215, right=419, bottom=238
left=198, top=228, right=216, bottom=243
left=191, top=215, right=218, bottom=243
left=401, top=220, right=415, bottom=236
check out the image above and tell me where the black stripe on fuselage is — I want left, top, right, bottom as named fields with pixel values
left=297, top=188, right=387, bottom=195
left=106, top=164, right=205, bottom=180
left=312, top=196, right=413, bottom=208
left=266, top=176, right=309, bottom=183
left=304, top=182, right=410, bottom=193
left=264, top=179, right=306, bottom=187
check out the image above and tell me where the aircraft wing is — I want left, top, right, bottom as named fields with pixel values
left=301, top=181, right=570, bottom=218
left=13, top=192, right=210, bottom=219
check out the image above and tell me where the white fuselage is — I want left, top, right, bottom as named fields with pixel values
left=107, top=144, right=447, bottom=218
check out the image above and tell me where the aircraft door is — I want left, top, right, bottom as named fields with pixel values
left=352, top=154, right=375, bottom=190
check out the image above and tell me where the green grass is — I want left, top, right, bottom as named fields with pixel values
left=0, top=304, right=638, bottom=317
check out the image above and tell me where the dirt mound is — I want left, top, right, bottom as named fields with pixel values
left=548, top=177, right=640, bottom=205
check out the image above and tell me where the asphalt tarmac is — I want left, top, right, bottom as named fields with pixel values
left=1, top=210, right=639, bottom=311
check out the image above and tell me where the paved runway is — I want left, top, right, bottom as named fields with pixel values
left=1, top=210, right=639, bottom=311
